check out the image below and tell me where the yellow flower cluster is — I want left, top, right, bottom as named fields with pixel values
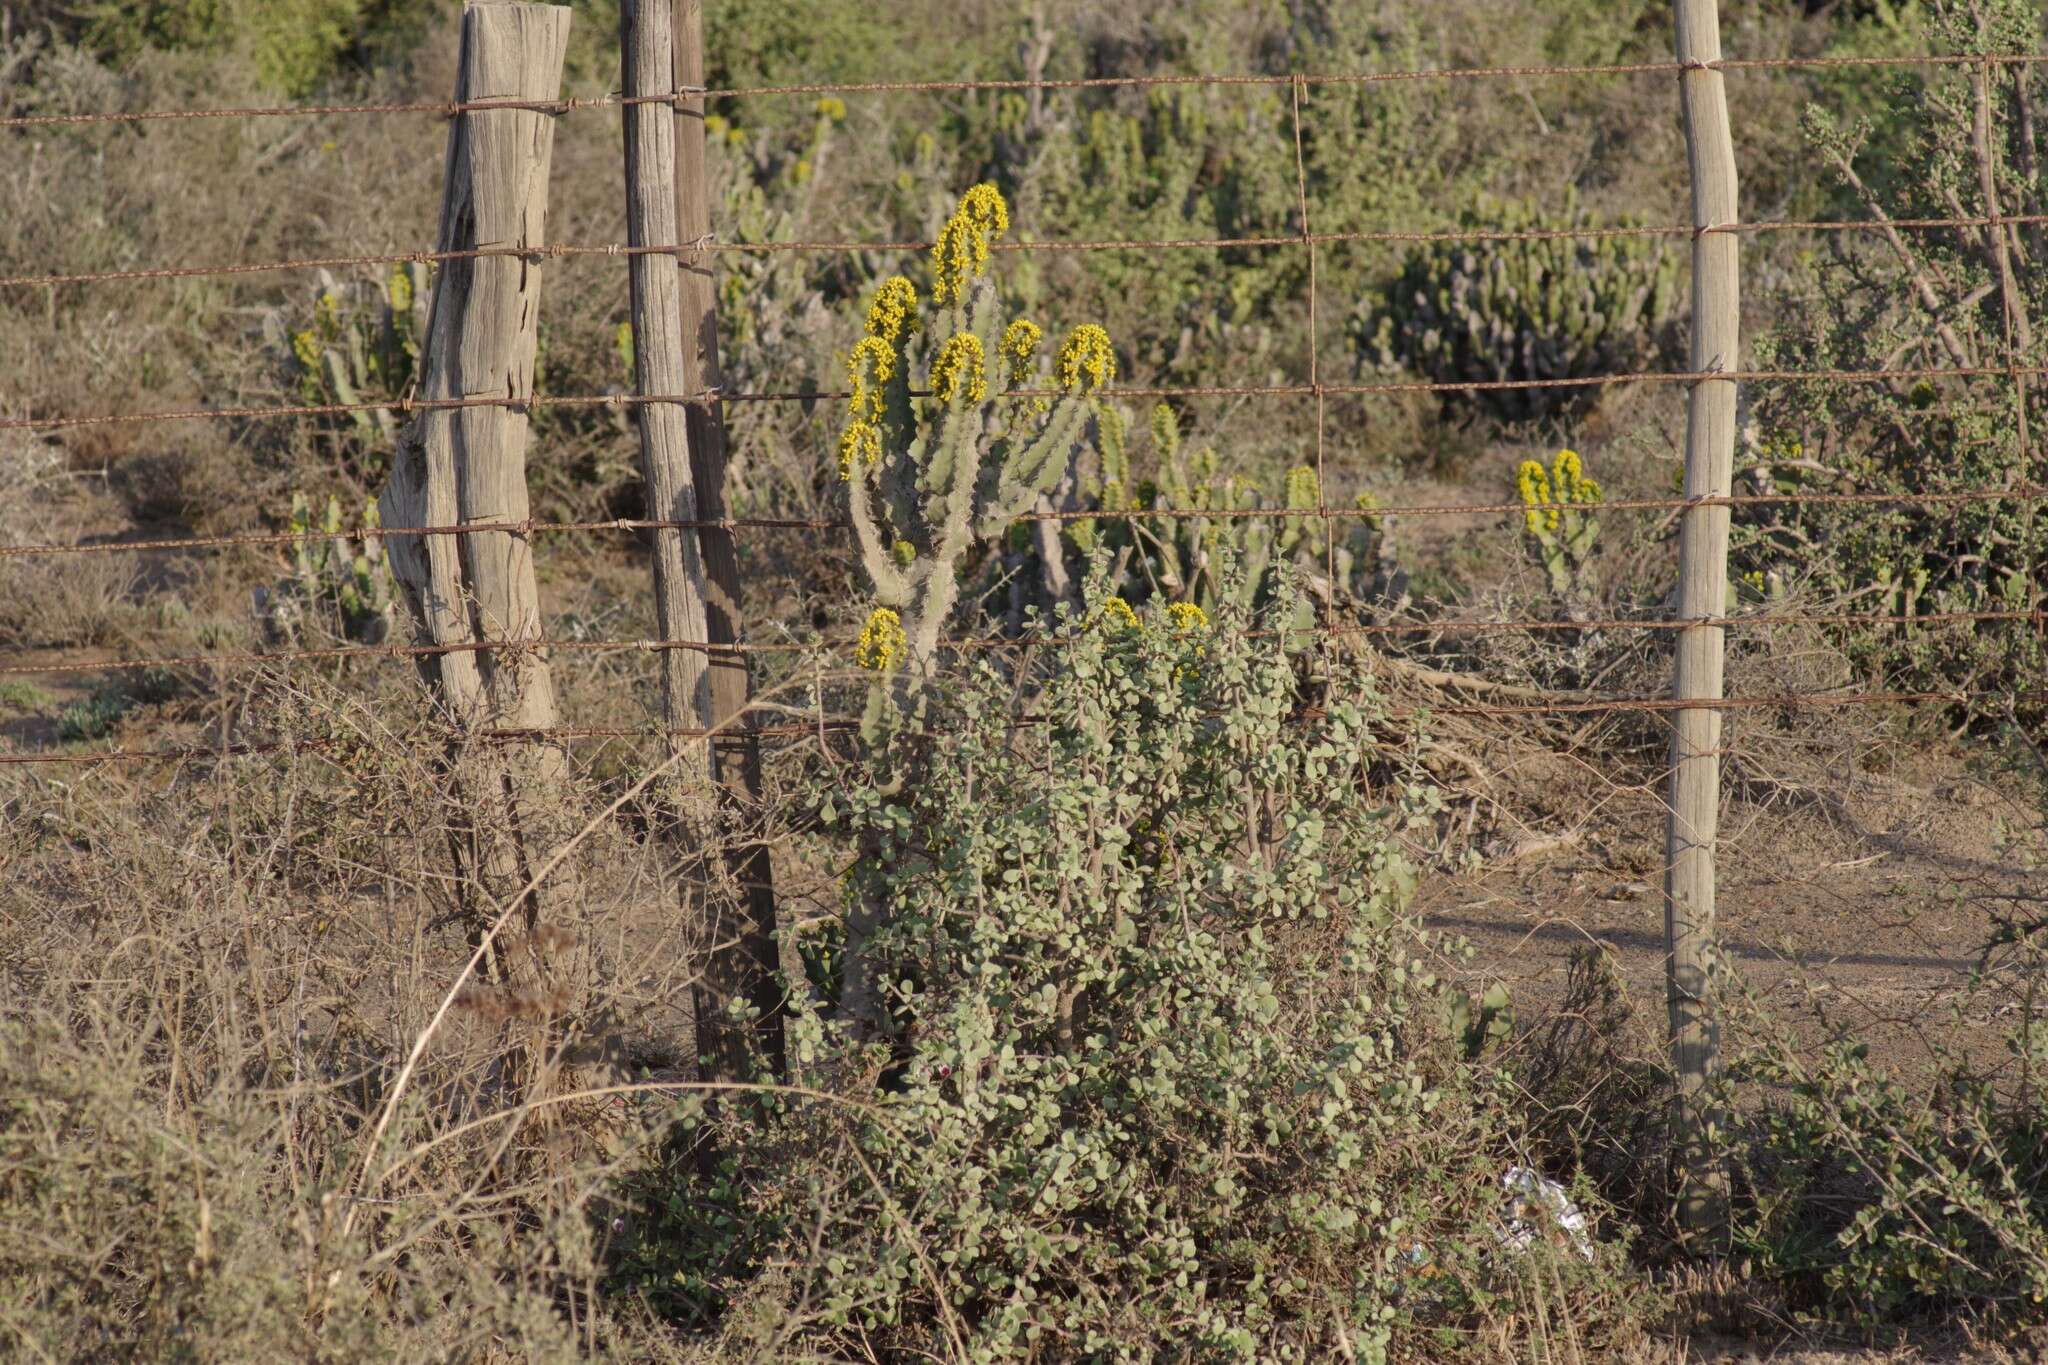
left=815, top=96, right=847, bottom=122
left=930, top=332, right=988, bottom=404
left=1516, top=459, right=1557, bottom=536
left=1055, top=324, right=1116, bottom=395
left=1516, top=448, right=1601, bottom=537
left=388, top=264, right=413, bottom=314
left=856, top=607, right=907, bottom=672
left=1098, top=596, right=1139, bottom=631
left=838, top=280, right=928, bottom=482
left=837, top=422, right=881, bottom=482
left=1001, top=319, right=1043, bottom=385
left=1166, top=602, right=1209, bottom=633
left=931, top=183, right=1010, bottom=305
left=864, top=275, right=919, bottom=348
left=847, top=336, right=895, bottom=420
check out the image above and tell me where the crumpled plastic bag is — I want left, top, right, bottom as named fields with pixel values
left=1495, top=1165, right=1595, bottom=1263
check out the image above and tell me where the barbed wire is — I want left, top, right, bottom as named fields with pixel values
left=6, top=682, right=2042, bottom=770
left=8, top=217, right=2047, bottom=295
left=5, top=485, right=2043, bottom=562
left=6, top=364, right=2043, bottom=437
left=5, top=607, right=2042, bottom=683
left=6, top=52, right=2045, bottom=130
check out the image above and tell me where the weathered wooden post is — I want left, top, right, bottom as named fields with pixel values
left=380, top=2, right=579, bottom=956
left=1667, top=0, right=1738, bottom=1240
left=616, top=0, right=784, bottom=1081
left=621, top=0, right=715, bottom=791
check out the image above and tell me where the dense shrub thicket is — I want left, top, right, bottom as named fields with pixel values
left=617, top=578, right=1647, bottom=1360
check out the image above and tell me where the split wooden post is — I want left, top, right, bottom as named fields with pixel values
left=1667, top=0, right=1738, bottom=1240
left=380, top=3, right=579, bottom=946
left=620, top=0, right=714, bottom=792
left=658, top=0, right=787, bottom=1082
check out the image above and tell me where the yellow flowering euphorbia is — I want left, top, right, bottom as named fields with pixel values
left=1056, top=324, right=1117, bottom=395
left=931, top=182, right=1009, bottom=305
left=865, top=276, right=918, bottom=346
left=1514, top=448, right=1602, bottom=597
left=1001, top=319, right=1043, bottom=385
left=834, top=184, right=1114, bottom=693
left=930, top=333, right=988, bottom=405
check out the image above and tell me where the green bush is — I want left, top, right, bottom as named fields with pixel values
left=617, top=575, right=1642, bottom=1360
left=55, top=667, right=178, bottom=743
left=1352, top=191, right=1680, bottom=426
left=68, top=0, right=429, bottom=97
left=1738, top=0, right=2047, bottom=708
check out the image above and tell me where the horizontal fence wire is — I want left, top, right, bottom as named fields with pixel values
left=5, top=51, right=2047, bottom=129
left=7, top=486, right=2047, bottom=561
left=8, top=44, right=2045, bottom=772
left=5, top=365, right=2045, bottom=436
left=6, top=609, right=2044, bottom=682
left=8, top=685, right=2046, bottom=769
left=9, top=216, right=2048, bottom=292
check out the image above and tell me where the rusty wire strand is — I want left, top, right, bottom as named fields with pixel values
left=7, top=684, right=2045, bottom=768
left=6, top=486, right=2047, bottom=562
left=7, top=364, right=2046, bottom=436
left=10, top=217, right=2048, bottom=294
left=6, top=52, right=2047, bottom=129
left=7, top=608, right=2044, bottom=683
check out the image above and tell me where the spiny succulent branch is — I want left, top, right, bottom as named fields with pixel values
left=1355, top=190, right=1678, bottom=425
left=1070, top=402, right=1398, bottom=629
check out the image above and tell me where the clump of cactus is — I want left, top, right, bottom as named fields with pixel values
left=1516, top=448, right=1602, bottom=598
left=256, top=491, right=393, bottom=644
left=266, top=264, right=429, bottom=481
left=1069, top=402, right=1397, bottom=630
left=1354, top=190, right=1679, bottom=425
left=840, top=184, right=1114, bottom=690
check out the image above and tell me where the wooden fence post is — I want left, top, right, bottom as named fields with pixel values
left=621, top=0, right=715, bottom=791
left=662, top=0, right=787, bottom=1082
left=1667, top=0, right=1738, bottom=1240
left=380, top=3, right=579, bottom=958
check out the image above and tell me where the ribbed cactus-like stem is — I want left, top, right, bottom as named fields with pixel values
left=839, top=186, right=1113, bottom=693
left=1357, top=191, right=1678, bottom=424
